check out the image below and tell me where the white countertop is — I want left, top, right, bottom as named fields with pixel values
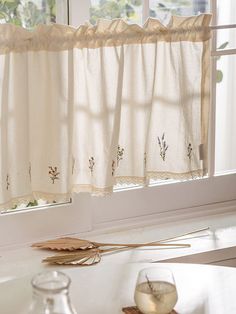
left=1, top=262, right=236, bottom=314
left=1, top=210, right=236, bottom=313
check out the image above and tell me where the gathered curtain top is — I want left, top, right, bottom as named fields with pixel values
left=0, top=14, right=211, bottom=53
left=0, top=13, right=212, bottom=209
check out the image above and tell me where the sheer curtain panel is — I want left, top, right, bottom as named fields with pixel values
left=0, top=14, right=212, bottom=209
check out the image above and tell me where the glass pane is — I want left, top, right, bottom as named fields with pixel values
left=149, top=0, right=210, bottom=24
left=215, top=54, right=236, bottom=174
left=217, top=0, right=236, bottom=25
left=89, top=0, right=142, bottom=25
left=0, top=0, right=57, bottom=29
left=1, top=199, right=48, bottom=213
left=0, top=199, right=70, bottom=213
left=216, top=29, right=236, bottom=51
left=216, top=0, right=236, bottom=51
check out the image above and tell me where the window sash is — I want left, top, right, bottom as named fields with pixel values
left=68, top=0, right=236, bottom=179
left=0, top=0, right=236, bottom=248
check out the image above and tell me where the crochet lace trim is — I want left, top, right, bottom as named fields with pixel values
left=0, top=170, right=203, bottom=211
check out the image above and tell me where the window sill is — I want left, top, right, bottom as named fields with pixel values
left=1, top=209, right=236, bottom=285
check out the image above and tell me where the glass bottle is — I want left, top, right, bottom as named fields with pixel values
left=28, top=270, right=78, bottom=314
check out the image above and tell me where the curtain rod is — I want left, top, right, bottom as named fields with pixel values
left=210, top=23, right=236, bottom=30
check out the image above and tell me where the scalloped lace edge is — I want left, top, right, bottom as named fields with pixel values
left=0, top=170, right=203, bottom=211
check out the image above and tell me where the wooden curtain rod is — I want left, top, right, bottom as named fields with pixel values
left=210, top=23, right=236, bottom=30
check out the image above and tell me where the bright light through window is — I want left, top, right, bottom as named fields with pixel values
left=0, top=0, right=236, bottom=213
left=90, top=0, right=143, bottom=25
left=215, top=0, right=236, bottom=174
left=215, top=54, right=236, bottom=174
left=0, top=0, right=56, bottom=29
left=149, top=0, right=209, bottom=23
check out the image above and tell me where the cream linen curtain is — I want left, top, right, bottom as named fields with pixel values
left=0, top=14, right=211, bottom=209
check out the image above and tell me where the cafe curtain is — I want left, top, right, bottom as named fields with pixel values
left=0, top=14, right=212, bottom=209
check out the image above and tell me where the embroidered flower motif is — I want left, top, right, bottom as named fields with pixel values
left=187, top=143, right=193, bottom=160
left=112, top=160, right=116, bottom=176
left=6, top=174, right=10, bottom=190
left=117, top=145, right=124, bottom=167
left=144, top=152, right=147, bottom=168
left=48, top=166, right=60, bottom=184
left=89, top=157, right=95, bottom=175
left=29, top=163, right=32, bottom=182
left=157, top=133, right=168, bottom=161
left=72, top=157, right=75, bottom=175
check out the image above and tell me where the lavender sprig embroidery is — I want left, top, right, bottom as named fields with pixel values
left=157, top=133, right=168, bottom=161
left=89, top=157, right=95, bottom=175
left=187, top=143, right=193, bottom=160
left=117, top=145, right=124, bottom=167
left=48, top=166, right=60, bottom=184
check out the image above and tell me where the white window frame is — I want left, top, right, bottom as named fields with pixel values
left=0, top=0, right=236, bottom=248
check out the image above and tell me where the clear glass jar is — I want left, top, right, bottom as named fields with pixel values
left=28, top=270, right=78, bottom=314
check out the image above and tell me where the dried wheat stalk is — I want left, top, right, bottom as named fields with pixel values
left=32, top=238, right=190, bottom=251
left=35, top=227, right=210, bottom=266
left=42, top=241, right=191, bottom=266
left=32, top=227, right=209, bottom=251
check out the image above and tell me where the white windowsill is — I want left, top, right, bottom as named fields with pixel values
left=1, top=208, right=236, bottom=284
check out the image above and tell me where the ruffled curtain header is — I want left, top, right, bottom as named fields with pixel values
left=0, top=14, right=211, bottom=53
left=0, top=14, right=212, bottom=209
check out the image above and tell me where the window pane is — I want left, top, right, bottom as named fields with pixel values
left=216, top=29, right=236, bottom=51
left=149, top=0, right=210, bottom=24
left=215, top=54, right=236, bottom=174
left=0, top=198, right=70, bottom=213
left=0, top=0, right=57, bottom=29
left=217, top=0, right=236, bottom=25
left=1, top=199, right=48, bottom=213
left=89, top=0, right=142, bottom=25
